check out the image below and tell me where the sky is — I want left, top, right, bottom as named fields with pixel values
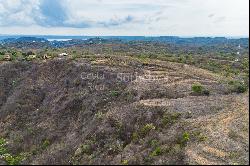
left=0, top=0, right=249, bottom=36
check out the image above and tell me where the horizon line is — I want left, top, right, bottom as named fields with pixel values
left=0, top=34, right=249, bottom=38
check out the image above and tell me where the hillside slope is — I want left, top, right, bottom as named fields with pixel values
left=0, top=56, right=248, bottom=165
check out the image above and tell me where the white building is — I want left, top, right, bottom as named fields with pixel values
left=58, top=53, right=68, bottom=56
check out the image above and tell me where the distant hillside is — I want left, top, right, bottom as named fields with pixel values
left=0, top=36, right=249, bottom=46
left=0, top=36, right=249, bottom=54
left=1, top=37, right=48, bottom=43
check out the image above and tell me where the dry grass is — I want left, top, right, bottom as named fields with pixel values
left=0, top=56, right=248, bottom=165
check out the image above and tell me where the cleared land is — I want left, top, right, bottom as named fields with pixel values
left=0, top=55, right=248, bottom=165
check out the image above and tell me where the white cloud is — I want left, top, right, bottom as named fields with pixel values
left=0, top=0, right=41, bottom=26
left=0, top=0, right=248, bottom=36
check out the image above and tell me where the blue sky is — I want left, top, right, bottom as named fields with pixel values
left=0, top=0, right=249, bottom=36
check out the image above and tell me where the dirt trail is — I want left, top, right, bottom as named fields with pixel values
left=180, top=93, right=248, bottom=165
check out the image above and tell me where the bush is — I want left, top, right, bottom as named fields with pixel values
left=41, top=139, right=50, bottom=150
left=202, top=89, right=210, bottom=96
left=192, top=83, right=203, bottom=93
left=0, top=54, right=4, bottom=61
left=80, top=140, right=94, bottom=155
left=161, top=112, right=181, bottom=127
left=132, top=132, right=139, bottom=142
left=3, top=154, right=25, bottom=165
left=12, top=52, right=17, bottom=56
left=22, top=52, right=27, bottom=57
left=81, top=144, right=92, bottom=155
left=182, top=132, right=190, bottom=142
left=140, top=123, right=156, bottom=137
left=178, top=132, right=190, bottom=147
left=25, top=55, right=37, bottom=61
left=110, top=90, right=120, bottom=97
left=149, top=139, right=159, bottom=148
left=228, top=80, right=247, bottom=93
left=121, top=160, right=128, bottom=165
left=191, top=83, right=210, bottom=95
left=150, top=147, right=162, bottom=157
left=0, top=138, right=7, bottom=155
left=27, top=51, right=35, bottom=56
left=0, top=138, right=25, bottom=165
left=95, top=111, right=104, bottom=120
